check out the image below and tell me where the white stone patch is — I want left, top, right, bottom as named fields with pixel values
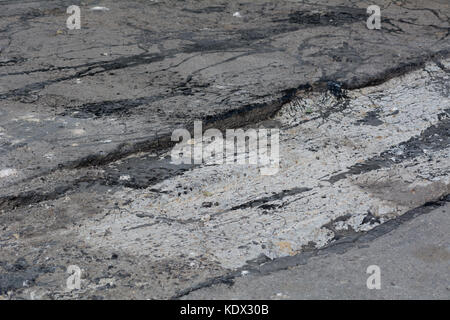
left=119, top=175, right=131, bottom=181
left=18, top=115, right=40, bottom=123
left=0, top=168, right=18, bottom=178
left=71, top=129, right=86, bottom=136
left=43, top=153, right=55, bottom=160
left=90, top=6, right=109, bottom=11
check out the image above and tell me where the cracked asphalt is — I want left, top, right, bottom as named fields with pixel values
left=0, top=0, right=449, bottom=299
left=184, top=199, right=450, bottom=299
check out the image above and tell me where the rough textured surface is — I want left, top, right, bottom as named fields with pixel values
left=0, top=0, right=449, bottom=299
left=183, top=201, right=450, bottom=300
left=1, top=0, right=449, bottom=194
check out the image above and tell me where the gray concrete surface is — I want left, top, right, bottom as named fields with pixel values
left=184, top=201, right=450, bottom=299
left=0, top=0, right=449, bottom=300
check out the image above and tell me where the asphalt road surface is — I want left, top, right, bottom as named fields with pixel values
left=184, top=200, right=450, bottom=299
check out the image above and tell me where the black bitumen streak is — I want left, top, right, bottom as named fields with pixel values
left=229, top=187, right=312, bottom=211
left=0, top=156, right=193, bottom=210
left=355, top=110, right=383, bottom=126
left=343, top=49, right=450, bottom=90
left=0, top=52, right=167, bottom=100
left=172, top=194, right=450, bottom=299
left=0, top=257, right=58, bottom=294
left=0, top=185, right=73, bottom=211
left=285, top=7, right=367, bottom=26
left=63, top=85, right=298, bottom=170
left=0, top=56, right=26, bottom=67
left=327, top=113, right=450, bottom=183
left=60, top=95, right=170, bottom=118
left=103, top=155, right=194, bottom=189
